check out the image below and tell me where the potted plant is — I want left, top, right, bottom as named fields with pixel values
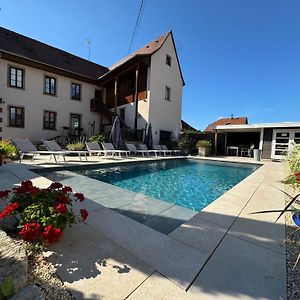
left=196, top=140, right=212, bottom=157
left=0, top=180, right=88, bottom=243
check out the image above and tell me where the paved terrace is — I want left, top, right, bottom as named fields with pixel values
left=0, top=155, right=286, bottom=299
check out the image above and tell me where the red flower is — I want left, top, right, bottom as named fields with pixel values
left=43, top=225, right=61, bottom=243
left=56, top=194, right=70, bottom=204
left=48, top=182, right=63, bottom=190
left=55, top=203, right=68, bottom=215
left=0, top=190, right=10, bottom=198
left=74, top=193, right=85, bottom=202
left=80, top=208, right=88, bottom=221
left=14, top=180, right=34, bottom=194
left=62, top=186, right=72, bottom=194
left=0, top=202, right=19, bottom=219
left=29, top=187, right=40, bottom=195
left=295, top=172, right=300, bottom=177
left=19, top=222, right=42, bottom=242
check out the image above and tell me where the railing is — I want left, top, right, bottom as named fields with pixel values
left=121, top=128, right=144, bottom=141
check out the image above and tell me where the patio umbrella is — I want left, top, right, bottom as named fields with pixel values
left=109, top=116, right=123, bottom=149
left=144, top=122, right=153, bottom=149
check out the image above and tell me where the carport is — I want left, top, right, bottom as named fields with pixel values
left=214, top=122, right=300, bottom=160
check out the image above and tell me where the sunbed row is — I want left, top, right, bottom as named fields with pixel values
left=11, top=139, right=183, bottom=163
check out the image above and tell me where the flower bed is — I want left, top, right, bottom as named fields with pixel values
left=0, top=180, right=88, bottom=244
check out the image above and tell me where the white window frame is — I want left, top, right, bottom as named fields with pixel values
left=271, top=129, right=300, bottom=160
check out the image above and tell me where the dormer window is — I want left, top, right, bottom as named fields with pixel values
left=166, top=54, right=171, bottom=66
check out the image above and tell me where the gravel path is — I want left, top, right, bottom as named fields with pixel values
left=28, top=252, right=73, bottom=300
left=285, top=187, right=300, bottom=300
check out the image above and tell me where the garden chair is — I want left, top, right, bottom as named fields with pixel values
left=102, top=143, right=130, bottom=157
left=12, top=139, right=67, bottom=163
left=85, top=142, right=107, bottom=157
left=240, top=144, right=255, bottom=157
left=160, top=145, right=181, bottom=156
left=138, top=144, right=160, bottom=156
left=42, top=140, right=88, bottom=161
left=153, top=145, right=167, bottom=156
left=125, top=143, right=150, bottom=156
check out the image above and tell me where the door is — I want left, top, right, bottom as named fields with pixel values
left=272, top=129, right=300, bottom=160
left=70, top=114, right=81, bottom=136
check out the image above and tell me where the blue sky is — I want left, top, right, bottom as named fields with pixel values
left=1, top=0, right=299, bottom=130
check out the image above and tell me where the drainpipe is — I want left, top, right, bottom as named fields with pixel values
left=134, top=64, right=140, bottom=139
left=114, top=76, right=118, bottom=115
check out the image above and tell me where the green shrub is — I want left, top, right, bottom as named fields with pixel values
left=196, top=140, right=212, bottom=148
left=286, top=143, right=300, bottom=174
left=66, top=142, right=85, bottom=151
left=165, top=140, right=179, bottom=150
left=0, top=140, right=19, bottom=159
left=89, top=134, right=108, bottom=144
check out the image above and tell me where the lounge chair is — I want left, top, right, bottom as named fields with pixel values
left=125, top=143, right=150, bottom=156
left=160, top=145, right=181, bottom=156
left=102, top=143, right=130, bottom=157
left=85, top=142, right=107, bottom=157
left=153, top=144, right=170, bottom=156
left=12, top=139, right=67, bottom=163
left=42, top=140, right=88, bottom=161
left=138, top=144, right=160, bottom=156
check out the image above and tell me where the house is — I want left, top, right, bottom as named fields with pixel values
left=0, top=27, right=184, bottom=144
left=181, top=120, right=199, bottom=133
left=214, top=122, right=300, bottom=160
left=204, top=116, right=248, bottom=132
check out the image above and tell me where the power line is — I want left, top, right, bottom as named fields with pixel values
left=127, top=0, right=146, bottom=55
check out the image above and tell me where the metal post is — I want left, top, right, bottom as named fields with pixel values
left=134, top=65, right=139, bottom=138
left=114, top=77, right=118, bottom=115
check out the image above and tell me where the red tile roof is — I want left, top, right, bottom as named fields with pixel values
left=0, top=26, right=108, bottom=80
left=109, top=32, right=171, bottom=71
left=204, top=117, right=248, bottom=132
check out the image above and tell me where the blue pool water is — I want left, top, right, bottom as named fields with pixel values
left=78, top=159, right=259, bottom=211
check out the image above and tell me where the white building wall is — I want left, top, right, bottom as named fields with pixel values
left=0, top=59, right=101, bottom=142
left=148, top=35, right=183, bottom=144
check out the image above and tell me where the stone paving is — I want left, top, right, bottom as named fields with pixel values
left=0, top=157, right=287, bottom=299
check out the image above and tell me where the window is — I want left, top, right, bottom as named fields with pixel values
left=70, top=114, right=81, bottom=136
left=43, top=111, right=57, bottom=130
left=71, top=83, right=81, bottom=100
left=165, top=86, right=171, bottom=101
left=166, top=54, right=171, bottom=66
left=8, top=106, right=24, bottom=127
left=44, top=76, right=56, bottom=95
left=9, top=67, right=24, bottom=88
left=95, top=89, right=102, bottom=99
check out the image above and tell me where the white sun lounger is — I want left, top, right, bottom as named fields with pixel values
left=85, top=142, right=113, bottom=159
left=12, top=139, right=67, bottom=163
left=43, top=140, right=88, bottom=161
left=102, top=143, right=130, bottom=157
left=125, top=143, right=150, bottom=156
left=153, top=144, right=169, bottom=156
left=138, top=144, right=160, bottom=156
left=160, top=144, right=181, bottom=156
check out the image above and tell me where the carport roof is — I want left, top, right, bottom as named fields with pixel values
left=216, top=122, right=300, bottom=132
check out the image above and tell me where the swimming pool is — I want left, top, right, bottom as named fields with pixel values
left=77, top=159, right=259, bottom=211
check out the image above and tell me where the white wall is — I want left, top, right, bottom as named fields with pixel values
left=148, top=35, right=183, bottom=144
left=0, top=59, right=101, bottom=142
